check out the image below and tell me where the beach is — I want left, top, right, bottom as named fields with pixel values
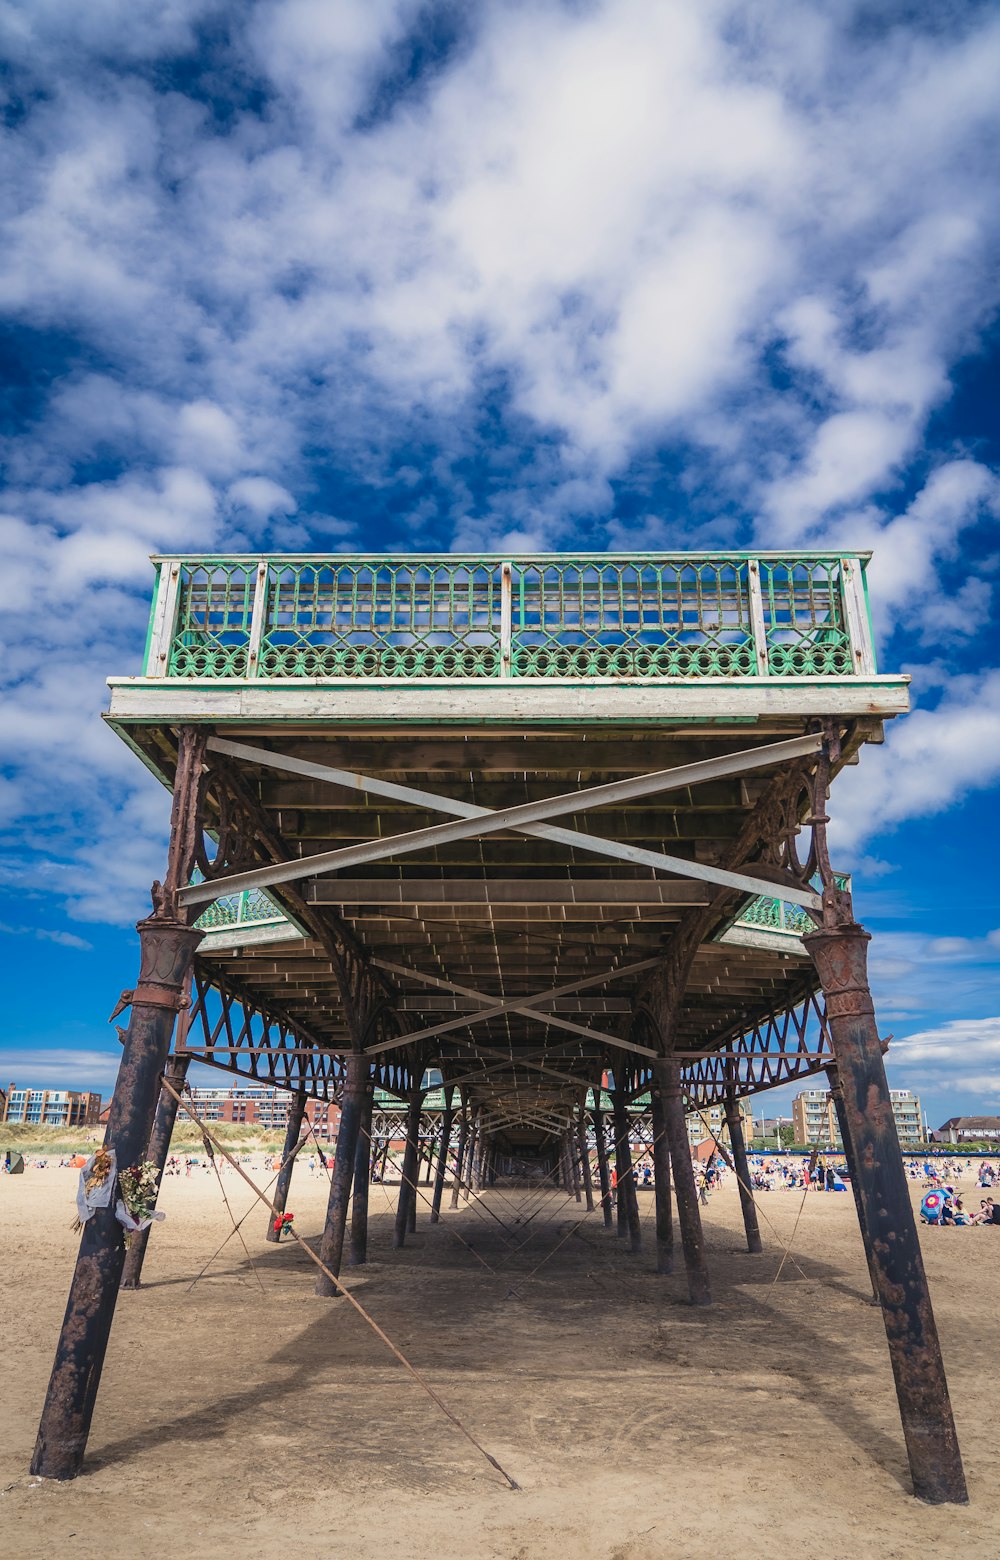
left=1, top=1162, right=997, bottom=1560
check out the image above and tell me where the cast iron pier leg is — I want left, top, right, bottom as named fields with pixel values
left=724, top=1089, right=762, bottom=1254
left=120, top=1051, right=191, bottom=1289
left=430, top=1088, right=454, bottom=1223
left=655, top=1059, right=710, bottom=1304
left=265, top=1090, right=307, bottom=1244
left=349, top=1081, right=375, bottom=1267
left=31, top=916, right=202, bottom=1478
left=393, top=1089, right=423, bottom=1248
left=449, top=1105, right=469, bottom=1210
left=805, top=923, right=966, bottom=1504
left=651, top=1088, right=673, bottom=1274
left=593, top=1103, right=613, bottom=1228
left=612, top=1086, right=642, bottom=1252
left=578, top=1112, right=595, bottom=1212
left=463, top=1112, right=479, bottom=1200
left=315, top=1052, right=368, bottom=1296
left=570, top=1131, right=583, bottom=1202
left=826, top=1064, right=879, bottom=1301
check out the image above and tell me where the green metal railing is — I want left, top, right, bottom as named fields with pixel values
left=194, top=886, right=289, bottom=935
left=143, top=552, right=877, bottom=681
left=727, top=875, right=850, bottom=940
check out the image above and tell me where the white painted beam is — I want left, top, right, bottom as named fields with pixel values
left=180, top=734, right=824, bottom=909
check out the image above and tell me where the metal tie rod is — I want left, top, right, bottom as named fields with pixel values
left=180, top=733, right=824, bottom=908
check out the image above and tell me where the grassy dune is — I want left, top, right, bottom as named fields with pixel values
left=1, top=1121, right=288, bottom=1157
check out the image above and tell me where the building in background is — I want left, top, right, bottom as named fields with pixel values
left=2, top=1086, right=102, bottom=1127
left=685, top=1098, right=753, bottom=1149
left=792, top=1087, right=923, bottom=1147
left=184, top=1085, right=341, bottom=1138
left=934, top=1116, right=1000, bottom=1143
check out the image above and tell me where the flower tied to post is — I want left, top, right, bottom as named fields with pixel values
left=71, top=1146, right=115, bottom=1231
left=116, top=1160, right=165, bottom=1247
left=273, top=1211, right=295, bottom=1238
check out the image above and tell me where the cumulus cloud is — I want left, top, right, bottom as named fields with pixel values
left=830, top=669, right=1000, bottom=854
left=0, top=1046, right=121, bottom=1094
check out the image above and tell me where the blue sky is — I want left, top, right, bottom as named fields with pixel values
left=1, top=0, right=999, bottom=1131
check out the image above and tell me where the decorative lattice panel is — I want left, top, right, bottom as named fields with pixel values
left=511, top=559, right=756, bottom=677
left=194, top=887, right=287, bottom=932
left=259, top=561, right=501, bottom=678
left=168, top=562, right=255, bottom=677
left=156, top=553, right=874, bottom=681
left=759, top=559, right=852, bottom=676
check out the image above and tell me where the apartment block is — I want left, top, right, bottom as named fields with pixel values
left=792, top=1087, right=923, bottom=1147
left=685, top=1097, right=753, bottom=1148
left=184, top=1085, right=341, bottom=1138
left=1, top=1087, right=102, bottom=1127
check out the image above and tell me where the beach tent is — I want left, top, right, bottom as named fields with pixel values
left=69, top=1154, right=88, bottom=1168
left=2, top=1150, right=25, bottom=1174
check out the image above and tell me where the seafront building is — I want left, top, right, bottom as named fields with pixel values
left=1, top=1086, right=102, bottom=1127
left=184, top=1083, right=341, bottom=1136
left=934, top=1115, right=1000, bottom=1143
left=792, top=1086, right=923, bottom=1147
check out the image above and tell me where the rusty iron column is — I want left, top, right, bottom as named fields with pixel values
left=472, top=1122, right=486, bottom=1190
left=32, top=917, right=202, bottom=1475
left=32, top=727, right=205, bottom=1481
left=592, top=1102, right=613, bottom=1228
left=449, top=1103, right=469, bottom=1210
left=805, top=922, right=966, bottom=1504
left=120, top=1051, right=191, bottom=1289
left=724, top=1089, right=762, bottom=1254
left=826, top=1064, right=879, bottom=1302
left=462, top=1110, right=479, bottom=1201
left=315, top=1051, right=368, bottom=1296
left=612, top=1085, right=641, bottom=1252
left=650, top=1087, right=673, bottom=1275
left=577, top=1111, right=595, bottom=1212
left=393, top=1088, right=423, bottom=1248
left=612, top=1089, right=628, bottom=1237
left=569, top=1130, right=583, bottom=1202
left=430, top=1087, right=455, bottom=1222
left=348, top=1079, right=375, bottom=1267
left=265, top=1090, right=307, bottom=1245
left=563, top=1136, right=575, bottom=1195
left=655, top=1059, right=710, bottom=1304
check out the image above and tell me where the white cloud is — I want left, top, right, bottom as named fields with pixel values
left=0, top=1046, right=121, bottom=1094
left=0, top=921, right=92, bottom=950
left=228, top=476, right=298, bottom=520
left=830, top=668, right=1000, bottom=853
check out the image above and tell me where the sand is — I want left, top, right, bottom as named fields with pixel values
left=1, top=1161, right=997, bottom=1560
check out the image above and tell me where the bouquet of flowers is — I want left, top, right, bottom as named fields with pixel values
left=273, top=1211, right=295, bottom=1238
left=72, top=1146, right=115, bottom=1231
left=116, top=1160, right=165, bottom=1247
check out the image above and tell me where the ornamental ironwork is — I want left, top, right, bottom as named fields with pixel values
left=144, top=552, right=877, bottom=682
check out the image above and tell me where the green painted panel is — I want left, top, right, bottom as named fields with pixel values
left=153, top=552, right=876, bottom=684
